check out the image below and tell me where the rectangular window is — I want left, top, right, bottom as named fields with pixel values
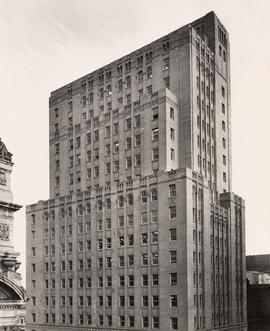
left=170, top=127, right=175, bottom=140
left=170, top=273, right=177, bottom=285
left=152, top=107, right=158, bottom=120
left=170, top=107, right=174, bottom=120
left=152, top=148, right=159, bottom=161
left=169, top=184, right=176, bottom=197
left=170, top=250, right=177, bottom=263
left=170, top=206, right=176, bottom=219
left=152, top=128, right=159, bottom=141
left=170, top=228, right=177, bottom=241
left=171, top=148, right=175, bottom=161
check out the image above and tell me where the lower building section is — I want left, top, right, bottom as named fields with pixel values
left=26, top=323, right=247, bottom=331
left=26, top=168, right=246, bottom=331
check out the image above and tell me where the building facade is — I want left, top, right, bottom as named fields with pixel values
left=26, top=11, right=247, bottom=331
left=0, top=139, right=28, bottom=330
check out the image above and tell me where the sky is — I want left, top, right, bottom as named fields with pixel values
left=0, top=0, right=269, bottom=283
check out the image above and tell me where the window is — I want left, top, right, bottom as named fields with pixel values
left=171, top=317, right=178, bottom=329
left=170, top=228, right=177, bottom=241
left=119, top=315, right=125, bottom=327
left=128, top=254, right=134, bottom=266
left=119, top=275, right=125, bottom=287
left=118, top=216, right=124, bottom=227
left=222, top=86, right=225, bottom=97
left=146, top=66, right=152, bottom=79
left=126, top=118, right=131, bottom=130
left=223, top=155, right=226, bottom=165
left=107, top=276, right=112, bottom=287
left=152, top=253, right=158, bottom=265
left=152, top=128, right=159, bottom=141
left=223, top=172, right=227, bottom=183
left=222, top=103, right=226, bottom=114
left=141, top=191, right=147, bottom=203
left=143, top=316, right=149, bottom=328
left=119, top=256, right=125, bottom=267
left=142, top=253, right=148, bottom=266
left=142, top=274, right=148, bottom=286
left=118, top=195, right=124, bottom=208
left=151, top=210, right=158, bottom=223
left=113, top=122, right=119, bottom=135
left=169, top=184, right=176, bottom=197
left=127, top=214, right=134, bottom=226
left=135, top=154, right=141, bottom=166
left=113, top=141, right=119, bottom=153
left=152, top=274, right=159, bottom=285
left=152, top=295, right=159, bottom=307
left=170, top=107, right=175, bottom=120
left=151, top=188, right=158, bottom=201
left=152, top=148, right=159, bottom=161
left=164, top=76, right=170, bottom=88
left=105, top=125, right=110, bottom=138
left=114, top=160, right=119, bottom=172
left=107, top=296, right=112, bottom=307
left=222, top=120, right=226, bottom=131
left=126, top=137, right=132, bottom=150
left=135, top=134, right=141, bottom=147
left=170, top=273, right=177, bottom=285
left=119, top=296, right=125, bottom=307
left=141, top=233, right=148, bottom=245
left=119, top=236, right=125, bottom=247
left=141, top=212, right=147, bottom=224
left=142, top=295, right=149, bottom=307
left=105, top=163, right=111, bottom=175
left=153, top=317, right=160, bottom=329
left=152, top=231, right=158, bottom=244
left=171, top=148, right=175, bottom=161
left=129, top=275, right=134, bottom=287
left=170, top=206, right=176, bottom=219
left=170, top=127, right=175, bottom=140
left=222, top=137, right=226, bottom=148
left=170, top=250, right=177, bottom=263
left=152, top=107, right=158, bottom=120
left=163, top=57, right=170, bottom=70
left=170, top=295, right=178, bottom=307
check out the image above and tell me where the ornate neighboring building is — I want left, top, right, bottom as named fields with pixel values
left=26, top=11, right=247, bottom=331
left=0, top=138, right=28, bottom=330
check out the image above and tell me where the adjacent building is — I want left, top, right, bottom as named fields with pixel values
left=0, top=138, right=28, bottom=330
left=246, top=254, right=270, bottom=330
left=26, top=11, right=247, bottom=331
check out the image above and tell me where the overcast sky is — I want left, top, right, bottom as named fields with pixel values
left=0, top=0, right=269, bottom=283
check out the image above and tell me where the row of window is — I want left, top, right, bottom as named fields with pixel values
left=40, top=294, right=179, bottom=308
left=31, top=271, right=178, bottom=291
left=33, top=312, right=178, bottom=329
left=43, top=187, right=176, bottom=219
left=40, top=228, right=177, bottom=257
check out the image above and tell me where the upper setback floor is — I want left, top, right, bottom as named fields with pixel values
left=49, top=12, right=231, bottom=199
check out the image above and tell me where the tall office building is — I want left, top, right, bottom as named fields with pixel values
left=26, top=12, right=247, bottom=331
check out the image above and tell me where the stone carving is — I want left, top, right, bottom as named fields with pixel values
left=0, top=170, right=7, bottom=186
left=0, top=224, right=9, bottom=241
left=0, top=139, right=12, bottom=163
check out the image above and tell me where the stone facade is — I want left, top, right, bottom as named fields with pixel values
left=0, top=138, right=28, bottom=330
left=26, top=11, right=247, bottom=331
